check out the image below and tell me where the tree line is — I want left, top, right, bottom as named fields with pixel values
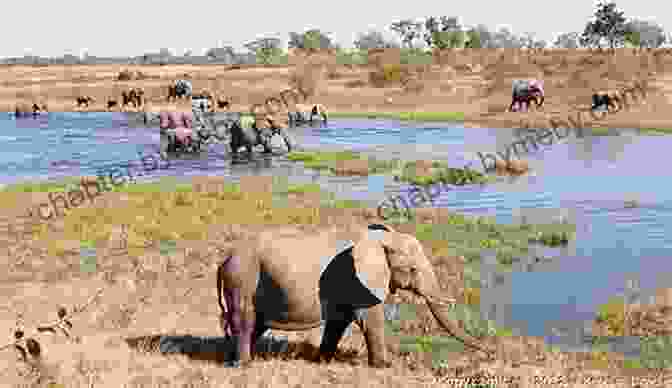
left=2, top=1, right=667, bottom=66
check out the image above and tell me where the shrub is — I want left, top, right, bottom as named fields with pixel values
left=117, top=69, right=133, bottom=81
left=369, top=64, right=410, bottom=87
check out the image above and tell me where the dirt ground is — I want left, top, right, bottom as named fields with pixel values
left=3, top=49, right=672, bottom=130
left=0, top=177, right=670, bottom=387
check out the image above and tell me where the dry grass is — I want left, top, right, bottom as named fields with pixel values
left=0, top=176, right=666, bottom=386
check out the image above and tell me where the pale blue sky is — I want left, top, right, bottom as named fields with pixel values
left=4, top=0, right=666, bottom=58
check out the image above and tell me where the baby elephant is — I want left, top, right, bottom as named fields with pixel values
left=216, top=223, right=494, bottom=367
left=591, top=90, right=621, bottom=113
left=509, top=79, right=545, bottom=112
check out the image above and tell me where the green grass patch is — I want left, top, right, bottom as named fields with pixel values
left=406, top=215, right=575, bottom=268
left=637, top=127, right=672, bottom=135
left=396, top=160, right=491, bottom=186
left=328, top=111, right=465, bottom=122
left=286, top=150, right=400, bottom=175
left=590, top=127, right=615, bottom=136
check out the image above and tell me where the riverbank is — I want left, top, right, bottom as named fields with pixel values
left=4, top=50, right=672, bottom=133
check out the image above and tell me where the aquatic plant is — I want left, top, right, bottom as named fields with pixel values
left=396, top=160, right=490, bottom=186
left=286, top=150, right=398, bottom=175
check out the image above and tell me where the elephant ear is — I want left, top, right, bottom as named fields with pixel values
left=349, top=230, right=394, bottom=306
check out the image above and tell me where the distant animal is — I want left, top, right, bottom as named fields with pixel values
left=75, top=95, right=96, bottom=108
left=216, top=98, right=230, bottom=110
left=509, top=79, right=545, bottom=112
left=14, top=102, right=46, bottom=117
left=167, top=79, right=192, bottom=101
left=591, top=90, right=621, bottom=113
left=107, top=98, right=118, bottom=110
left=289, top=103, right=328, bottom=127
left=122, top=88, right=144, bottom=109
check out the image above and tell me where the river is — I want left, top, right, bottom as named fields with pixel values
left=2, top=112, right=671, bottom=356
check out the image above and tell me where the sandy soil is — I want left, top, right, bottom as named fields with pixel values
left=3, top=49, right=672, bottom=130
left=0, top=177, right=670, bottom=387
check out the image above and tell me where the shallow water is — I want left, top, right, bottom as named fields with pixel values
left=2, top=112, right=671, bottom=355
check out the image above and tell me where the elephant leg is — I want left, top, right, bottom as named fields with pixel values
left=318, top=305, right=355, bottom=363
left=251, top=317, right=269, bottom=356
left=354, top=303, right=390, bottom=368
left=227, top=288, right=257, bottom=365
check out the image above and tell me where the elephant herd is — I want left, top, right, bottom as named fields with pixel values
left=507, top=78, right=623, bottom=114
left=216, top=223, right=494, bottom=368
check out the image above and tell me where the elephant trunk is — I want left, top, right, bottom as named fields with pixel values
left=418, top=271, right=493, bottom=357
left=424, top=296, right=494, bottom=357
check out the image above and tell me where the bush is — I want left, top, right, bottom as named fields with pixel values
left=117, top=69, right=133, bottom=81
left=369, top=64, right=410, bottom=87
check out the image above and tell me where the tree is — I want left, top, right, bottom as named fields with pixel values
left=354, top=30, right=398, bottom=50
left=390, top=19, right=423, bottom=48
left=423, top=16, right=466, bottom=49
left=520, top=32, right=546, bottom=49
left=465, top=28, right=482, bottom=48
left=288, top=29, right=335, bottom=51
left=490, top=27, right=524, bottom=48
left=554, top=32, right=581, bottom=48
left=625, top=19, right=666, bottom=48
left=580, top=1, right=628, bottom=49
left=244, top=37, right=282, bottom=65
left=465, top=25, right=492, bottom=48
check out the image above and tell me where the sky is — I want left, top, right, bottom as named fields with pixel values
left=2, top=0, right=666, bottom=58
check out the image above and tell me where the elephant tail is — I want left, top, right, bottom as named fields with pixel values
left=217, top=255, right=236, bottom=336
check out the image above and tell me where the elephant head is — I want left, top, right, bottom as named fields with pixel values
left=527, top=79, right=545, bottom=108
left=360, top=224, right=494, bottom=357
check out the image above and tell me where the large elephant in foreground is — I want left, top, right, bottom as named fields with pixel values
left=509, top=79, right=545, bottom=112
left=217, top=224, right=494, bottom=367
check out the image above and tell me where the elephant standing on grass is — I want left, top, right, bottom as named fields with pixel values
left=217, top=224, right=493, bottom=367
left=167, top=79, right=192, bottom=101
left=509, top=79, right=545, bottom=112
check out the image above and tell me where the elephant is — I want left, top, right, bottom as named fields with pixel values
left=289, top=103, right=328, bottom=127
left=122, top=88, right=145, bottom=109
left=75, top=95, right=95, bottom=108
left=216, top=223, right=494, bottom=368
left=167, top=79, right=192, bottom=101
left=107, top=98, right=118, bottom=110
left=509, top=79, right=545, bottom=113
left=14, top=102, right=46, bottom=117
left=216, top=97, right=230, bottom=110
left=591, top=90, right=621, bottom=113
left=228, top=114, right=292, bottom=159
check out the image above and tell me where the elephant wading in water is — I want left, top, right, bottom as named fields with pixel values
left=289, top=103, right=328, bottom=127
left=509, top=79, right=545, bottom=112
left=14, top=101, right=47, bottom=117
left=229, top=114, right=292, bottom=158
left=217, top=224, right=494, bottom=367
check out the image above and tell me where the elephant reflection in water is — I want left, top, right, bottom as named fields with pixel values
left=217, top=223, right=494, bottom=367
